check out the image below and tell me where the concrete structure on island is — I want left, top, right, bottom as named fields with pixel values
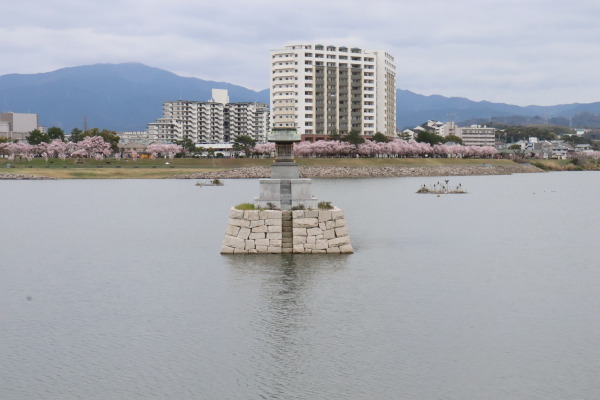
left=254, top=128, right=318, bottom=210
left=220, top=127, right=353, bottom=254
left=221, top=207, right=353, bottom=254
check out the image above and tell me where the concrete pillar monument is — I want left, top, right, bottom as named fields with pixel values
left=254, top=128, right=318, bottom=210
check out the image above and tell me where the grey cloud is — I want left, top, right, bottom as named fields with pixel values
left=1, top=0, right=600, bottom=105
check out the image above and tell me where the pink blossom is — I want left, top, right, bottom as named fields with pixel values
left=75, top=136, right=111, bottom=158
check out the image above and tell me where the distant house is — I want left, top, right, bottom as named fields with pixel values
left=576, top=143, right=592, bottom=152
left=551, top=142, right=572, bottom=159
left=118, top=142, right=147, bottom=157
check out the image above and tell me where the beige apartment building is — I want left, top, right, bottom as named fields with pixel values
left=0, top=112, right=40, bottom=141
left=459, top=125, right=496, bottom=147
left=270, top=44, right=396, bottom=139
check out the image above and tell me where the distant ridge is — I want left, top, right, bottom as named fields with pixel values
left=1, top=63, right=600, bottom=131
left=396, top=89, right=600, bottom=129
left=0, top=63, right=269, bottom=131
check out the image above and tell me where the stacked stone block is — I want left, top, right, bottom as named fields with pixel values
left=221, top=206, right=353, bottom=254
left=221, top=209, right=283, bottom=254
left=281, top=211, right=293, bottom=253
left=291, top=207, right=353, bottom=254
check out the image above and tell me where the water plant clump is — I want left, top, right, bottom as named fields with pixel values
left=417, top=179, right=467, bottom=194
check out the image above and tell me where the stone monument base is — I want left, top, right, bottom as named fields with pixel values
left=221, top=206, right=353, bottom=254
left=254, top=179, right=318, bottom=210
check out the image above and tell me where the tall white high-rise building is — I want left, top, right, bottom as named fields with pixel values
left=270, top=43, right=396, bottom=139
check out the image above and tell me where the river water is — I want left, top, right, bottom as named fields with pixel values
left=1, top=172, right=599, bottom=399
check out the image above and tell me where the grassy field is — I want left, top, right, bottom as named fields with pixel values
left=0, top=157, right=583, bottom=179
left=528, top=158, right=600, bottom=171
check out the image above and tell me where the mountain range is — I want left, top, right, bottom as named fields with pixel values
left=1, top=62, right=600, bottom=132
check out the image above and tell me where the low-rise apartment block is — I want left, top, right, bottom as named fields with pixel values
left=458, top=125, right=496, bottom=146
left=147, top=90, right=269, bottom=144
left=410, top=120, right=496, bottom=146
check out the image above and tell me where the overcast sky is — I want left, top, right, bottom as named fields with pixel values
left=2, top=0, right=599, bottom=106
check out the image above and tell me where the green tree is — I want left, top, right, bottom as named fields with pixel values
left=400, top=131, right=413, bottom=141
left=444, top=134, right=463, bottom=145
left=0, top=136, right=9, bottom=144
left=342, top=130, right=365, bottom=146
left=26, top=129, right=50, bottom=145
left=232, top=135, right=257, bottom=157
left=328, top=129, right=342, bottom=141
left=372, top=132, right=388, bottom=143
left=47, top=127, right=65, bottom=141
left=562, top=134, right=593, bottom=146
left=70, top=128, right=84, bottom=143
left=174, top=138, right=196, bottom=156
left=415, top=130, right=444, bottom=146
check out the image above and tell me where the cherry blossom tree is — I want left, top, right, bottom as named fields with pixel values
left=45, top=139, right=68, bottom=158
left=287, top=138, right=499, bottom=159
left=146, top=144, right=183, bottom=159
left=1, top=142, right=35, bottom=161
left=251, top=142, right=276, bottom=157
left=74, top=136, right=111, bottom=159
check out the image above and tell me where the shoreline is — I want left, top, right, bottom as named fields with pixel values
left=173, top=163, right=543, bottom=179
left=0, top=172, right=56, bottom=180
left=0, top=161, right=547, bottom=180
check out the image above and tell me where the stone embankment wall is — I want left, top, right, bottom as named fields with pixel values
left=221, top=209, right=282, bottom=254
left=220, top=207, right=353, bottom=254
left=175, top=163, right=543, bottom=180
left=0, top=173, right=56, bottom=180
left=291, top=208, right=353, bottom=254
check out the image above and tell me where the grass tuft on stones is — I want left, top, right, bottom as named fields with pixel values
left=235, top=203, right=256, bottom=210
left=318, top=201, right=334, bottom=210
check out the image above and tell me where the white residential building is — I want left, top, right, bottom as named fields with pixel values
left=147, top=89, right=269, bottom=144
left=270, top=43, right=396, bottom=139
left=226, top=102, right=269, bottom=143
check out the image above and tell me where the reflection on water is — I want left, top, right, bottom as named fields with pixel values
left=1, top=173, right=600, bottom=399
left=226, top=254, right=350, bottom=399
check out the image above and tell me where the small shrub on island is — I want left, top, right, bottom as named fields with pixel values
left=266, top=202, right=279, bottom=210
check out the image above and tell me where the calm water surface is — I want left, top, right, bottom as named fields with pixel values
left=1, top=172, right=599, bottom=399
